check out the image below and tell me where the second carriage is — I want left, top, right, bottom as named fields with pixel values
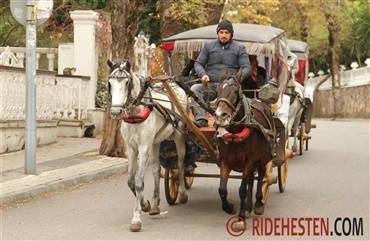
left=287, top=39, right=316, bottom=154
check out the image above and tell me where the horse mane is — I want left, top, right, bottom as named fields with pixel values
left=220, top=68, right=244, bottom=83
left=107, top=59, right=132, bottom=74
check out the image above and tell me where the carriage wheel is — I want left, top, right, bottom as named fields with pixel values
left=278, top=138, right=289, bottom=193
left=184, top=168, right=195, bottom=190
left=305, top=137, right=309, bottom=151
left=261, top=161, right=273, bottom=204
left=164, top=169, right=179, bottom=205
left=299, top=123, right=306, bottom=155
left=278, top=160, right=288, bottom=193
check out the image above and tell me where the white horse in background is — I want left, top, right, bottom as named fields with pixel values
left=107, top=59, right=188, bottom=232
left=286, top=81, right=305, bottom=153
left=286, top=51, right=306, bottom=154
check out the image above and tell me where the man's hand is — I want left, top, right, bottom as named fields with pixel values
left=201, top=74, right=210, bottom=84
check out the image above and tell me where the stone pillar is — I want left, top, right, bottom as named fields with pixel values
left=47, top=53, right=55, bottom=71
left=70, top=10, right=99, bottom=109
left=36, top=53, right=40, bottom=69
left=16, top=52, right=25, bottom=67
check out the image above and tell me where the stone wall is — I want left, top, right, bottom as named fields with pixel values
left=313, top=85, right=369, bottom=119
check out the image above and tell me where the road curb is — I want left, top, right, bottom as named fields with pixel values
left=1, top=157, right=128, bottom=205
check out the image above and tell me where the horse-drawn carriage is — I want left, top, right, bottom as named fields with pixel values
left=107, top=23, right=298, bottom=232
left=159, top=23, right=294, bottom=207
left=287, top=39, right=315, bottom=154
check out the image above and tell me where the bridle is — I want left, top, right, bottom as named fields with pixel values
left=216, top=76, right=247, bottom=124
left=108, top=62, right=135, bottom=112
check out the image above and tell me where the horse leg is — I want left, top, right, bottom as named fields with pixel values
left=254, top=157, right=268, bottom=215
left=130, top=147, right=150, bottom=232
left=127, top=147, right=138, bottom=196
left=174, top=134, right=188, bottom=204
left=231, top=175, right=249, bottom=232
left=245, top=170, right=254, bottom=219
left=238, top=177, right=248, bottom=220
left=219, top=162, right=236, bottom=215
left=148, top=144, right=161, bottom=215
left=291, top=108, right=302, bottom=153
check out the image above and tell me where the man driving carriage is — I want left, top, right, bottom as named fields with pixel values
left=191, top=20, right=252, bottom=127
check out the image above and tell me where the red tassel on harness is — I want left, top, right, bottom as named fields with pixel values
left=122, top=107, right=152, bottom=123
left=223, top=127, right=251, bottom=143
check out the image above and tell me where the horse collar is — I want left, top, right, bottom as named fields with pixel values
left=122, top=106, right=153, bottom=123
left=218, top=127, right=251, bottom=143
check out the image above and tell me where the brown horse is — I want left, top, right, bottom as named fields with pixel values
left=214, top=69, right=275, bottom=222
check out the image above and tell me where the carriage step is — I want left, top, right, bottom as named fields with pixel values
left=265, top=172, right=277, bottom=185
left=286, top=149, right=294, bottom=158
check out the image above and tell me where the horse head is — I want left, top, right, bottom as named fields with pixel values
left=107, top=59, right=139, bottom=119
left=214, top=69, right=244, bottom=127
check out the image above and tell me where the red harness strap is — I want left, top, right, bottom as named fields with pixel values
left=222, top=127, right=251, bottom=143
left=122, top=107, right=152, bottom=123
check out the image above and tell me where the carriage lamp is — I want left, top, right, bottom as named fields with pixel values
left=259, top=78, right=280, bottom=104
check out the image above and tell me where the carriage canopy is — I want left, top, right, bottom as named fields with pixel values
left=287, top=39, right=309, bottom=84
left=160, top=23, right=290, bottom=93
left=161, top=23, right=287, bottom=57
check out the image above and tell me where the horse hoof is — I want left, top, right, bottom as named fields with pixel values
left=130, top=222, right=142, bottom=232
left=225, top=202, right=237, bottom=215
left=254, top=205, right=265, bottom=215
left=245, top=210, right=251, bottom=219
left=179, top=193, right=188, bottom=204
left=141, top=200, right=151, bottom=213
left=149, top=206, right=160, bottom=215
left=233, top=221, right=246, bottom=232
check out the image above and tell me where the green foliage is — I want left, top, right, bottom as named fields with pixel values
left=224, top=0, right=280, bottom=25
left=137, top=0, right=161, bottom=45
left=341, top=0, right=370, bottom=67
left=1, top=0, right=109, bottom=48
left=0, top=4, right=25, bottom=46
left=271, top=0, right=370, bottom=73
left=96, top=80, right=108, bottom=109
left=167, top=0, right=223, bottom=29
left=96, top=52, right=109, bottom=109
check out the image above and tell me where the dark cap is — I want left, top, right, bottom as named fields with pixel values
left=217, top=20, right=234, bottom=36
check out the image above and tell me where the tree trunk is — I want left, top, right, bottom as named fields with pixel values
left=206, top=0, right=226, bottom=24
left=322, top=1, right=341, bottom=119
left=99, top=102, right=125, bottom=157
left=158, top=0, right=186, bottom=76
left=99, top=0, right=150, bottom=157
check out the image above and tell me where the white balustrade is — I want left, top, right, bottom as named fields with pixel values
left=307, top=60, right=370, bottom=90
left=0, top=46, right=57, bottom=71
left=0, top=67, right=88, bottom=121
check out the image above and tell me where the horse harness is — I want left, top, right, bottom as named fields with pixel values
left=112, top=71, right=190, bottom=140
left=285, top=86, right=306, bottom=108
left=216, top=76, right=276, bottom=147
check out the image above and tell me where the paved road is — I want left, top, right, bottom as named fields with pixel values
left=1, top=119, right=369, bottom=240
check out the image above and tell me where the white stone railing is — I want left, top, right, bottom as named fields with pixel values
left=0, top=66, right=89, bottom=121
left=307, top=59, right=370, bottom=90
left=0, top=46, right=58, bottom=71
